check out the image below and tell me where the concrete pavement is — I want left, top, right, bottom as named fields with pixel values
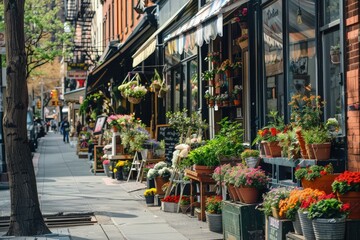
left=0, top=132, right=222, bottom=240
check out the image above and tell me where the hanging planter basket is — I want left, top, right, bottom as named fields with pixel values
left=128, top=96, right=142, bottom=104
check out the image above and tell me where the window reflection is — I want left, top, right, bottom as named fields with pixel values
left=190, top=60, right=198, bottom=112
left=263, top=0, right=284, bottom=115
left=288, top=0, right=317, bottom=102
left=324, top=0, right=340, bottom=24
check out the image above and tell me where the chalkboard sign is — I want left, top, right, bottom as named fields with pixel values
left=267, top=216, right=294, bottom=240
left=93, top=145, right=105, bottom=174
left=156, top=124, right=180, bottom=162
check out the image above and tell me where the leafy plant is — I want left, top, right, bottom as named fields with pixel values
left=258, top=188, right=291, bottom=217
left=295, top=164, right=334, bottom=181
left=179, top=196, right=190, bottom=206
left=205, top=195, right=222, bottom=214
left=240, top=149, right=260, bottom=160
left=201, top=70, right=215, bottom=82
left=308, top=198, right=349, bottom=219
left=332, top=171, right=360, bottom=194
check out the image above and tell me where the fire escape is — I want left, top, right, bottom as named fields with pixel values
left=64, top=0, right=97, bottom=64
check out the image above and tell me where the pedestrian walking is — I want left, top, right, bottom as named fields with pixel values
left=61, top=118, right=70, bottom=143
left=76, top=120, right=82, bottom=137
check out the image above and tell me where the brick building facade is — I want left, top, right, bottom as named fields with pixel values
left=345, top=0, right=360, bottom=171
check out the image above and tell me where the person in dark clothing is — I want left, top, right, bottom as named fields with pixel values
left=76, top=121, right=82, bottom=137
left=61, top=118, right=70, bottom=143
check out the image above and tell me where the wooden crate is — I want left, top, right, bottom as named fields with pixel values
left=266, top=216, right=293, bottom=240
left=222, top=201, right=265, bottom=240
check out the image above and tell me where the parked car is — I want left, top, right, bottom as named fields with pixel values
left=27, top=110, right=38, bottom=152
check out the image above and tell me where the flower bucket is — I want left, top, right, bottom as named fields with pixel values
left=206, top=212, right=223, bottom=233
left=180, top=204, right=190, bottom=214
left=161, top=201, right=177, bottom=213
left=145, top=195, right=154, bottom=206
left=298, top=211, right=315, bottom=240
left=128, top=96, right=142, bottom=104
left=312, top=217, right=345, bottom=240
left=267, top=141, right=282, bottom=157
left=337, top=191, right=360, bottom=219
left=103, top=164, right=111, bottom=178
left=245, top=157, right=260, bottom=168
left=312, top=143, right=331, bottom=161
left=238, top=186, right=259, bottom=204
left=292, top=211, right=303, bottom=235
left=301, top=174, right=339, bottom=194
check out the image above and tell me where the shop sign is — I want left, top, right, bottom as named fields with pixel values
left=67, top=70, right=87, bottom=79
left=67, top=63, right=89, bottom=71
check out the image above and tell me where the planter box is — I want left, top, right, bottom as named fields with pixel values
left=222, top=201, right=264, bottom=240
left=161, top=201, right=177, bottom=213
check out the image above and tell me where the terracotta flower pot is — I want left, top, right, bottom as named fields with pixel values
left=296, top=130, right=308, bottom=159
left=238, top=186, right=259, bottom=204
left=228, top=184, right=239, bottom=201
left=267, top=141, right=282, bottom=157
left=234, top=186, right=245, bottom=203
left=301, top=174, right=339, bottom=194
left=154, top=176, right=169, bottom=195
left=261, top=141, right=272, bottom=157
left=312, top=143, right=331, bottom=161
left=233, top=99, right=241, bottom=106
left=337, top=191, right=360, bottom=219
left=193, top=165, right=215, bottom=175
left=306, top=143, right=315, bottom=159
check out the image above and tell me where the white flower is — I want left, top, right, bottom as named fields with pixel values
left=154, top=161, right=167, bottom=170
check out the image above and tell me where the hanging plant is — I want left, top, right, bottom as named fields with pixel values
left=80, top=91, right=114, bottom=121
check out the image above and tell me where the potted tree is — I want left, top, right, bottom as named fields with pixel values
left=205, top=195, right=223, bottom=233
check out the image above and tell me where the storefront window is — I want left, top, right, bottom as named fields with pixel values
left=173, top=66, right=181, bottom=111
left=288, top=0, right=316, bottom=104
left=323, top=30, right=344, bottom=136
left=262, top=0, right=284, bottom=115
left=324, top=0, right=340, bottom=24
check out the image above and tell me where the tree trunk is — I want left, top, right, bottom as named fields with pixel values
left=3, top=0, right=50, bottom=236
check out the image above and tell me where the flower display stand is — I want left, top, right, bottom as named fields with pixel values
left=266, top=216, right=294, bottom=240
left=222, top=201, right=264, bottom=240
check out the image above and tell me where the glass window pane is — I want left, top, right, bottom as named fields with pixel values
left=189, top=60, right=199, bottom=112
left=288, top=0, right=317, bottom=107
left=324, top=0, right=340, bottom=24
left=182, top=63, right=187, bottom=110
left=263, top=0, right=284, bottom=115
left=323, top=30, right=344, bottom=136
left=173, top=67, right=181, bottom=111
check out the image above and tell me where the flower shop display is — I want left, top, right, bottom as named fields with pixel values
left=205, top=195, right=223, bottom=233
left=114, top=160, right=128, bottom=180
left=120, top=119, right=150, bottom=153
left=308, top=197, right=349, bottom=240
left=161, top=195, right=180, bottom=212
left=223, top=164, right=245, bottom=202
left=204, top=52, right=220, bottom=65
left=277, top=129, right=300, bottom=159
left=308, top=127, right=331, bottom=161
left=204, top=90, right=215, bottom=108
left=212, top=164, right=233, bottom=200
left=147, top=162, right=172, bottom=195
left=179, top=196, right=190, bottom=214
left=240, top=149, right=260, bottom=168
left=125, top=84, right=147, bottom=104
left=232, top=85, right=242, bottom=106
left=279, top=188, right=326, bottom=239
left=201, top=70, right=215, bottom=86
left=219, top=59, right=232, bottom=78
left=295, top=164, right=336, bottom=194
left=332, top=171, right=360, bottom=219
left=258, top=188, right=291, bottom=220
left=144, top=188, right=157, bottom=206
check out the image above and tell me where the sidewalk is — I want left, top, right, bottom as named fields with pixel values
left=0, top=132, right=222, bottom=240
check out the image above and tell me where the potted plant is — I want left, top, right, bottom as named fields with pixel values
left=204, top=52, right=220, bottom=66
left=201, top=70, right=215, bottom=86
left=161, top=195, right=180, bottom=212
left=124, top=84, right=148, bottom=104
left=258, top=188, right=291, bottom=220
left=233, top=167, right=269, bottom=204
left=187, top=143, right=219, bottom=174
left=146, top=162, right=172, bottom=195
left=205, top=195, right=223, bottom=233
left=295, top=163, right=336, bottom=194
left=279, top=188, right=326, bottom=239
left=308, top=197, right=349, bottom=240
left=220, top=92, right=229, bottom=106
left=204, top=90, right=214, bottom=108
left=330, top=43, right=340, bottom=64
left=179, top=196, right=190, bottom=214
left=310, top=127, right=331, bottom=161
left=212, top=164, right=232, bottom=200
left=114, top=160, right=127, bottom=180
left=332, top=171, right=360, bottom=219
left=240, top=149, right=260, bottom=168
left=232, top=85, right=242, bottom=106
left=143, top=188, right=157, bottom=206
left=149, top=69, right=163, bottom=92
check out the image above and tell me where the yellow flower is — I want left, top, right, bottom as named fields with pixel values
left=144, top=188, right=157, bottom=196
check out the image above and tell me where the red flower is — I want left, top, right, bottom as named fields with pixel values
left=270, top=127, right=277, bottom=136
left=320, top=170, right=327, bottom=176
left=341, top=203, right=350, bottom=212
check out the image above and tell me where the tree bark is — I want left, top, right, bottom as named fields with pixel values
left=3, top=0, right=50, bottom=236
